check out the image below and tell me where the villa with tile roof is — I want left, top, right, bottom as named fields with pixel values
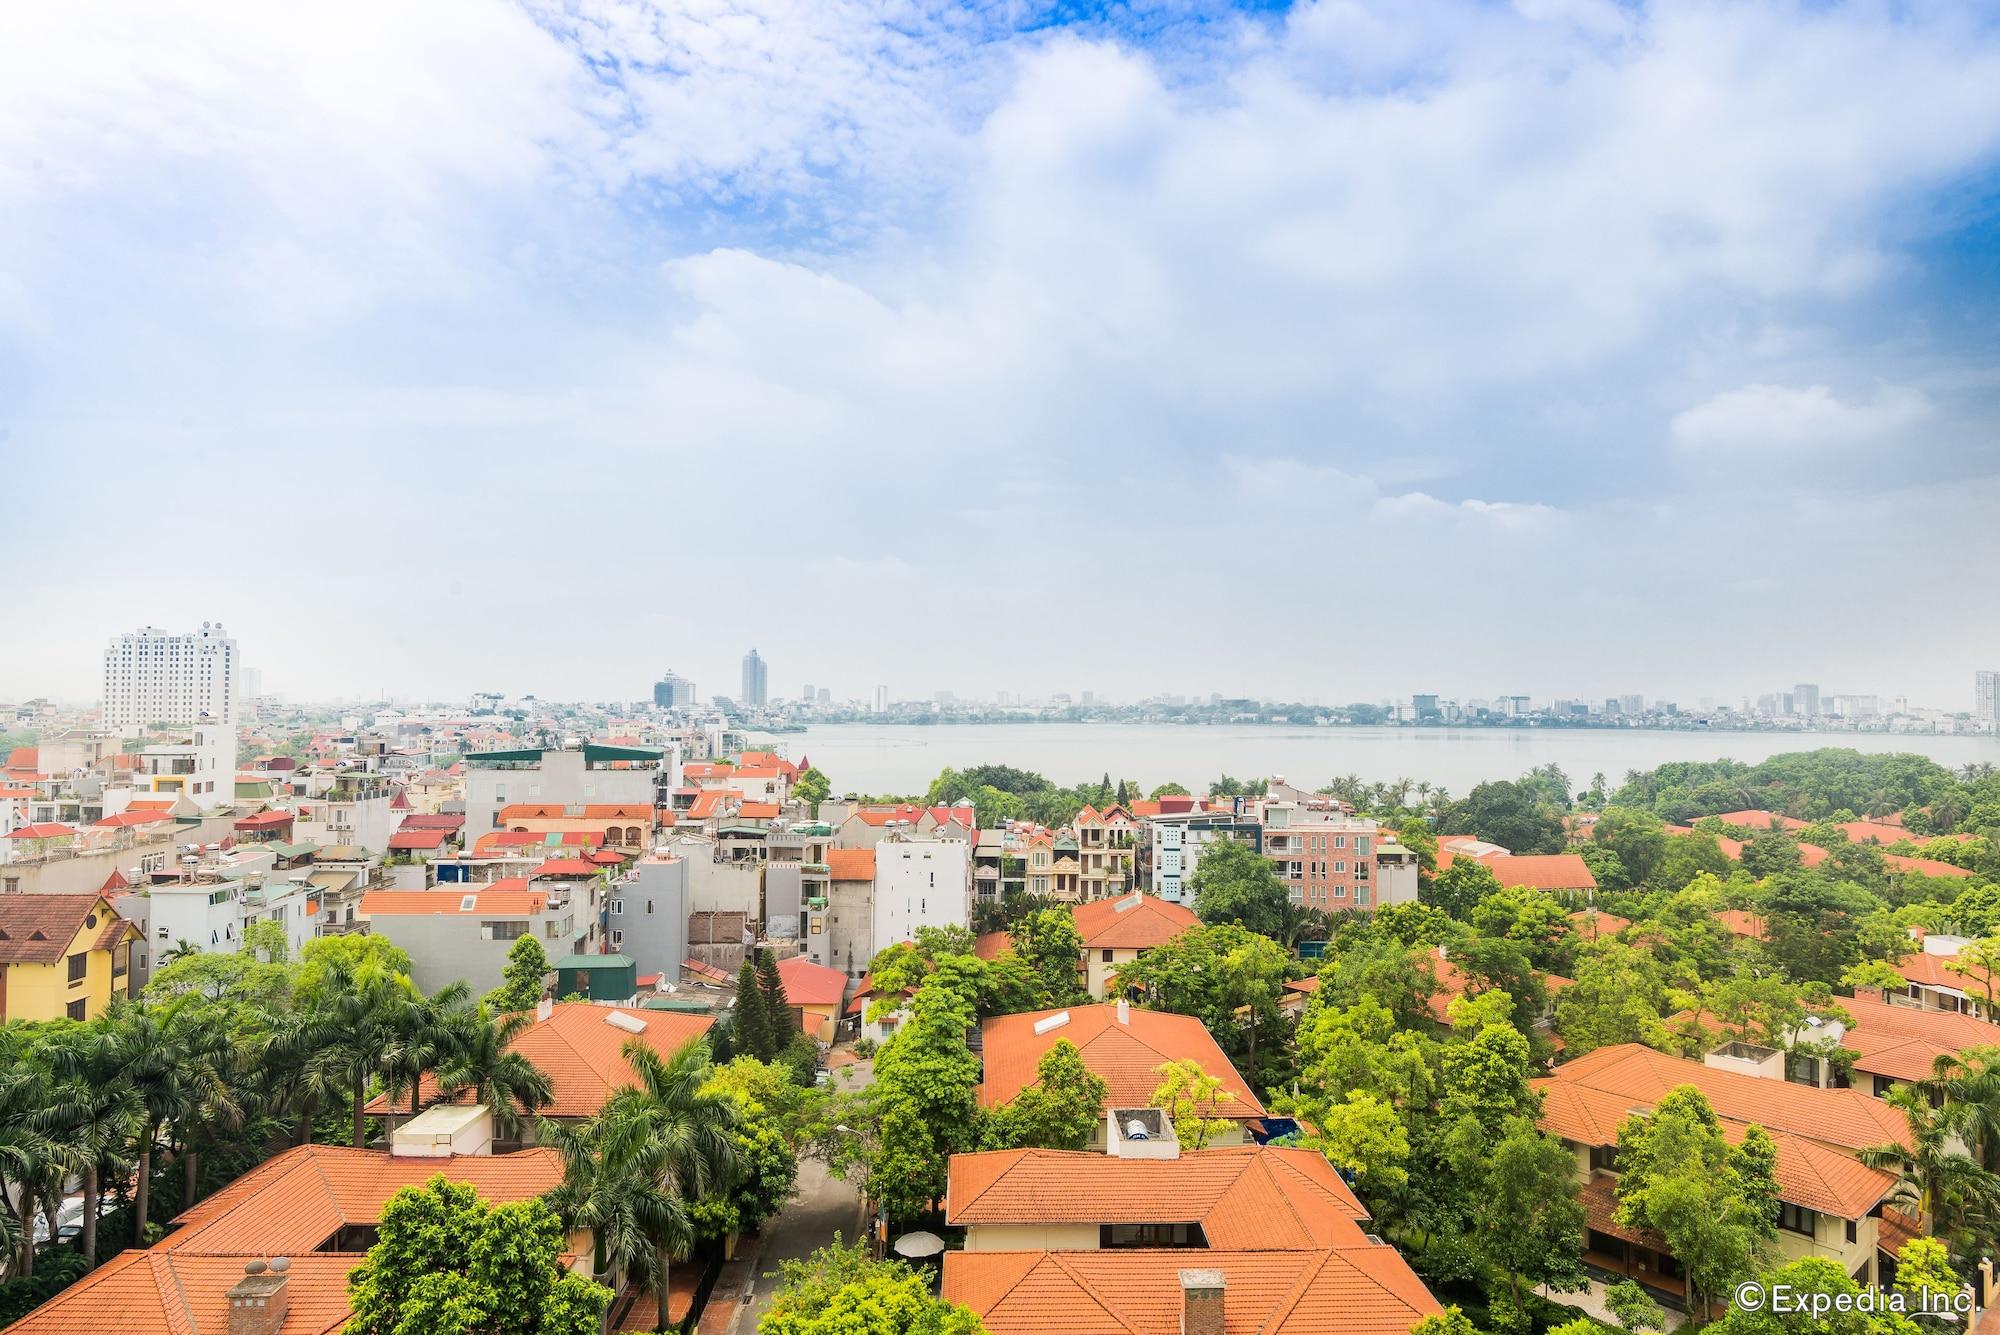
left=980, top=1003, right=1266, bottom=1147
left=1535, top=1042, right=1907, bottom=1298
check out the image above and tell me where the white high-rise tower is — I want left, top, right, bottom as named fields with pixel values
left=102, top=622, right=238, bottom=731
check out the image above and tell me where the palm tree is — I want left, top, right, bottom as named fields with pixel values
left=0, top=1064, right=63, bottom=1280
left=103, top=998, right=203, bottom=1245
left=382, top=982, right=474, bottom=1131
left=435, top=1006, right=552, bottom=1143
left=294, top=957, right=415, bottom=1148
left=166, top=1009, right=244, bottom=1209
left=1860, top=1084, right=2000, bottom=1256
left=544, top=1038, right=737, bottom=1333
left=38, top=1026, right=141, bottom=1269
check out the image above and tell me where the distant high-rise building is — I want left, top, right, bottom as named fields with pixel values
left=802, top=682, right=815, bottom=703
left=740, top=649, right=768, bottom=707
left=874, top=684, right=888, bottom=714
left=817, top=687, right=830, bottom=706
left=102, top=622, right=237, bottom=731
left=1793, top=683, right=1821, bottom=717
left=1081, top=690, right=1096, bottom=706
left=1412, top=694, right=1440, bottom=719
left=1619, top=694, right=1644, bottom=715
left=653, top=670, right=695, bottom=709
left=1978, top=670, right=1999, bottom=722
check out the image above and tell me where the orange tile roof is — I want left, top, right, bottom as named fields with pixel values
left=386, top=828, right=450, bottom=850
left=0, top=1248, right=356, bottom=1335
left=1883, top=853, right=1974, bottom=879
left=738, top=801, right=781, bottom=819
left=774, top=953, right=848, bottom=1007
left=1539, top=1043, right=1910, bottom=1153
left=946, top=1146, right=1368, bottom=1247
left=1898, top=951, right=1998, bottom=996
left=1474, top=852, right=1597, bottom=891
left=943, top=1245, right=1441, bottom=1335
left=1715, top=909, right=1768, bottom=940
left=365, top=1003, right=714, bottom=1120
left=1715, top=810, right=1807, bottom=831
left=827, top=847, right=876, bottom=881
left=686, top=790, right=740, bottom=821
left=973, top=930, right=1014, bottom=961
left=160, top=1145, right=563, bottom=1256
left=978, top=1005, right=1264, bottom=1119
left=531, top=858, right=601, bottom=877
left=1071, top=893, right=1201, bottom=951
left=498, top=803, right=652, bottom=821
left=1567, top=909, right=1631, bottom=941
left=360, top=886, right=547, bottom=917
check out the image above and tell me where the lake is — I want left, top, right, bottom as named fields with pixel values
left=758, top=723, right=2000, bottom=798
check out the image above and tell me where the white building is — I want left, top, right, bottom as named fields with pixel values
left=127, top=723, right=237, bottom=812
left=294, top=774, right=398, bottom=853
left=101, top=623, right=238, bottom=732
left=460, top=744, right=679, bottom=844
left=1979, top=670, right=1999, bottom=723
left=870, top=833, right=971, bottom=960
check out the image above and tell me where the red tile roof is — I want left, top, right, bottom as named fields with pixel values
left=946, top=1146, right=1368, bottom=1247
left=1715, top=810, right=1807, bottom=831
left=4, top=822, right=77, bottom=840
left=943, top=1245, right=1441, bottom=1335
left=366, top=1003, right=715, bottom=1120
left=1070, top=894, right=1201, bottom=952
left=531, top=858, right=601, bottom=877
left=0, top=1248, right=357, bottom=1335
left=973, top=930, right=1014, bottom=961
left=1716, top=909, right=1768, bottom=940
left=738, top=801, right=781, bottom=819
left=1567, top=909, right=1631, bottom=941
left=827, top=848, right=876, bottom=881
left=386, top=828, right=450, bottom=851
left=774, top=953, right=848, bottom=1007
left=979, top=1005, right=1265, bottom=1120
left=499, top=803, right=652, bottom=821
left=1897, top=950, right=1998, bottom=996
left=398, top=812, right=465, bottom=831
left=231, top=809, right=294, bottom=831
left=1472, top=852, right=1597, bottom=891
left=160, top=1145, right=563, bottom=1256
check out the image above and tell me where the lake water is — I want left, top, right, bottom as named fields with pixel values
left=761, top=723, right=2000, bottom=797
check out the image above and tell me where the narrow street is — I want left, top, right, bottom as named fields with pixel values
left=733, top=1157, right=867, bottom=1333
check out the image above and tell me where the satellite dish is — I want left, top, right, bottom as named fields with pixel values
left=892, top=1231, right=946, bottom=1258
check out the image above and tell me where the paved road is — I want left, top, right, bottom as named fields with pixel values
left=735, top=1158, right=866, bottom=1332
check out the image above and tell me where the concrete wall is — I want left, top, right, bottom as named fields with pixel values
left=608, top=856, right=689, bottom=979
left=961, top=1224, right=1099, bottom=1252
left=872, top=838, right=970, bottom=960
left=827, top=880, right=873, bottom=977
left=366, top=906, right=577, bottom=995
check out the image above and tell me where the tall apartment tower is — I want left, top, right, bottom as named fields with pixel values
left=1792, top=683, right=1821, bottom=717
left=102, top=623, right=238, bottom=731
left=1978, top=670, right=1999, bottom=722
left=740, top=649, right=769, bottom=708
left=653, top=670, right=695, bottom=709
left=874, top=684, right=889, bottom=714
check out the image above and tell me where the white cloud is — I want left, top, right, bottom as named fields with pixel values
left=1670, top=383, right=1933, bottom=451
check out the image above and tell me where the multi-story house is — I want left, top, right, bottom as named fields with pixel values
left=1071, top=804, right=1137, bottom=900
left=460, top=744, right=679, bottom=846
left=870, top=832, right=972, bottom=960
left=0, top=893, right=138, bottom=1022
left=359, top=881, right=595, bottom=995
left=294, top=771, right=398, bottom=853
left=1259, top=800, right=1383, bottom=911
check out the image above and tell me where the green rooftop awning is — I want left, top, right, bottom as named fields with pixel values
left=465, top=744, right=665, bottom=767
left=552, top=954, right=636, bottom=971
left=266, top=841, right=319, bottom=858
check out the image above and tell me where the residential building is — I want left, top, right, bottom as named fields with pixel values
left=1535, top=1043, right=1904, bottom=1295
left=122, top=723, right=237, bottom=811
left=1979, top=670, right=1998, bottom=723
left=774, top=952, right=848, bottom=1043
left=461, top=744, right=678, bottom=844
left=1142, top=804, right=1261, bottom=903
left=101, top=622, right=237, bottom=732
left=1437, top=836, right=1598, bottom=895
left=979, top=1003, right=1266, bottom=1149
left=358, top=882, right=593, bottom=995
left=294, top=771, right=398, bottom=853
left=606, top=850, right=689, bottom=979
left=1794, top=682, right=1822, bottom=717
left=871, top=832, right=971, bottom=960
left=1260, top=800, right=1384, bottom=911
left=1071, top=804, right=1138, bottom=900
left=816, top=846, right=875, bottom=976
left=146, top=873, right=318, bottom=962
left=943, top=1139, right=1440, bottom=1335
left=741, top=648, right=768, bottom=707
left=0, top=893, right=138, bottom=1021
left=1071, top=892, right=1200, bottom=998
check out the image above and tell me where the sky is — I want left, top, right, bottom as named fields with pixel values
left=4, top=0, right=2000, bottom=710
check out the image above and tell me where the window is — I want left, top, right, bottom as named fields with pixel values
left=486, top=920, right=528, bottom=941
left=67, top=953, right=88, bottom=984
left=66, top=1000, right=87, bottom=1021
left=1777, top=1202, right=1818, bottom=1237
left=611, top=930, right=624, bottom=948
left=1588, top=1144, right=1620, bottom=1173
left=609, top=899, right=624, bottom=915
left=1102, top=948, right=1115, bottom=962
left=1845, top=1219, right=1858, bottom=1244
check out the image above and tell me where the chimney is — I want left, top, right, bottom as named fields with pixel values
left=228, top=1258, right=291, bottom=1335
left=1116, top=998, right=1130, bottom=1026
left=1179, top=1268, right=1225, bottom=1335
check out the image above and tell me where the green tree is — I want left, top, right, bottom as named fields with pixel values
left=487, top=936, right=551, bottom=1013
left=1706, top=1255, right=1922, bottom=1335
left=1603, top=1280, right=1665, bottom=1334
left=1426, top=858, right=1502, bottom=920
left=757, top=950, right=796, bottom=1046
left=792, top=766, right=832, bottom=811
left=759, top=1239, right=987, bottom=1335
left=733, top=960, right=778, bottom=1062
left=1009, top=908, right=1086, bottom=1006
left=1188, top=837, right=1290, bottom=939
left=1289, top=1090, right=1409, bottom=1196
left=1150, top=1059, right=1235, bottom=1150
left=436, top=1007, right=554, bottom=1142
left=1473, top=1117, right=1586, bottom=1309
left=1110, top=923, right=1288, bottom=1079
left=991, top=1039, right=1105, bottom=1151
left=1614, top=1087, right=1777, bottom=1322
left=870, top=978, right=984, bottom=1221
left=343, top=1177, right=611, bottom=1335
left=1554, top=942, right=1667, bottom=1056
left=1592, top=807, right=1670, bottom=887
left=1442, top=781, right=1567, bottom=854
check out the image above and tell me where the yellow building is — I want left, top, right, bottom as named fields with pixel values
left=0, top=893, right=138, bottom=1022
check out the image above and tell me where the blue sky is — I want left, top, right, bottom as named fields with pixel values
left=3, top=0, right=1999, bottom=708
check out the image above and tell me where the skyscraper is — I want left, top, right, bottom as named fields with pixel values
left=874, top=684, right=888, bottom=714
left=1793, top=683, right=1821, bottom=717
left=653, top=670, right=695, bottom=709
left=741, top=649, right=769, bottom=707
left=1978, top=670, right=1999, bottom=722
left=102, top=622, right=237, bottom=731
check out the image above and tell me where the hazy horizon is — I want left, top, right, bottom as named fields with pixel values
left=6, top=1, right=2000, bottom=708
